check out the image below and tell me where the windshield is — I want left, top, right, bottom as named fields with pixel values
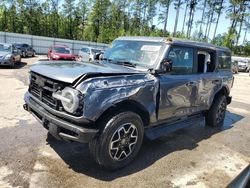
left=104, top=40, right=166, bottom=68
left=91, top=49, right=101, bottom=54
left=52, top=47, right=71, bottom=54
left=0, top=44, right=12, bottom=52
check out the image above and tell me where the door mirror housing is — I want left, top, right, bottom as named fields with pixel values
left=157, top=58, right=173, bottom=74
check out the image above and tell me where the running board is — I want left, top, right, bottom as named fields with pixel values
left=145, top=115, right=205, bottom=140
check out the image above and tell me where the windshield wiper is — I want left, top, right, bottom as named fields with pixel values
left=103, top=58, right=136, bottom=68
left=114, top=61, right=136, bottom=67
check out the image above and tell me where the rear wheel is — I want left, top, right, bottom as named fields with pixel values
left=89, top=111, right=144, bottom=170
left=205, top=95, right=227, bottom=127
left=32, top=51, right=36, bottom=57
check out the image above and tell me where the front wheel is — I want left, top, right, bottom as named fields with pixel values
left=10, top=59, right=15, bottom=69
left=89, top=111, right=144, bottom=170
left=205, top=95, right=227, bottom=127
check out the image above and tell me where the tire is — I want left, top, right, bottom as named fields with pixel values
left=89, top=111, right=144, bottom=170
left=18, top=56, right=22, bottom=63
left=32, top=51, right=36, bottom=57
left=205, top=95, right=227, bottom=127
left=10, top=59, right=15, bottom=69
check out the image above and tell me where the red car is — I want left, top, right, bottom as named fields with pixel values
left=48, top=45, right=75, bottom=61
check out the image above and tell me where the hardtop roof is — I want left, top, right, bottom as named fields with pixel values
left=116, top=36, right=230, bottom=52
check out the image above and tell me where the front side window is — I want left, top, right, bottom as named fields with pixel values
left=166, top=46, right=194, bottom=74
left=218, top=51, right=231, bottom=70
left=104, top=40, right=166, bottom=68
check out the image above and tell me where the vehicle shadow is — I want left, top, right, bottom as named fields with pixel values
left=46, top=110, right=244, bottom=181
left=0, top=61, right=27, bottom=69
left=15, top=62, right=27, bottom=69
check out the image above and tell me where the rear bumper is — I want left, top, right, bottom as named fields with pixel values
left=24, top=92, right=98, bottom=143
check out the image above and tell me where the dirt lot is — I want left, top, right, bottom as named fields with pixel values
left=0, top=56, right=249, bottom=188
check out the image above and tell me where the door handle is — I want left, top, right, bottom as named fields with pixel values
left=186, top=81, right=196, bottom=86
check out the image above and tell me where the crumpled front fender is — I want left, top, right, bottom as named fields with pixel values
left=76, top=74, right=159, bottom=123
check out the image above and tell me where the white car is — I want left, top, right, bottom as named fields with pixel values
left=238, top=61, right=248, bottom=72
left=78, top=47, right=103, bottom=62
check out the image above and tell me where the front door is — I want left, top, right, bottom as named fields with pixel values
left=158, top=46, right=200, bottom=121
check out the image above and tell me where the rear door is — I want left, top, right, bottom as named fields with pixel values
left=158, top=46, right=201, bottom=121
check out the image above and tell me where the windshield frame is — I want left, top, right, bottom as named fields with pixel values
left=104, top=40, right=168, bottom=70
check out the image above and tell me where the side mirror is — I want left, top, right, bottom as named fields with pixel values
left=159, top=58, right=173, bottom=73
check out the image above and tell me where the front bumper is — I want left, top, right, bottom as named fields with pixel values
left=238, top=66, right=247, bottom=71
left=24, top=92, right=98, bottom=143
left=0, top=59, right=11, bottom=66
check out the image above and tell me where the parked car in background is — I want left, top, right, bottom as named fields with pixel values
left=0, top=43, right=21, bottom=68
left=48, top=45, right=75, bottom=61
left=78, top=46, right=103, bottom=62
left=232, top=60, right=239, bottom=74
left=238, top=61, right=248, bottom=72
left=13, top=43, right=36, bottom=58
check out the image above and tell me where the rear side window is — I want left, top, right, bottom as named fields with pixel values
left=218, top=51, right=231, bottom=70
left=166, top=46, right=194, bottom=74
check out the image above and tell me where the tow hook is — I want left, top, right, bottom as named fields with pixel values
left=23, top=104, right=28, bottom=111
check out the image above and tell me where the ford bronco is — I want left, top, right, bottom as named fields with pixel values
left=24, top=37, right=233, bottom=170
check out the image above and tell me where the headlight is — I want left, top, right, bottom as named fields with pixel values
left=4, top=54, right=11, bottom=60
left=52, top=87, right=82, bottom=114
left=52, top=54, right=59, bottom=59
left=27, top=73, right=31, bottom=85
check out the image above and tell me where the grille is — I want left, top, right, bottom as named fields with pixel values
left=29, top=72, right=67, bottom=110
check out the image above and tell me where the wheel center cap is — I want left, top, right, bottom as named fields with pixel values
left=121, top=138, right=126, bottom=145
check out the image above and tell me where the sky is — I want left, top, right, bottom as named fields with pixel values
left=154, top=1, right=250, bottom=44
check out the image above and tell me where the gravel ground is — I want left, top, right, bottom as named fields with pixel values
left=0, top=56, right=249, bottom=188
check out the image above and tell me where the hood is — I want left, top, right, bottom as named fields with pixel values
left=30, top=61, right=141, bottom=83
left=0, top=51, right=11, bottom=57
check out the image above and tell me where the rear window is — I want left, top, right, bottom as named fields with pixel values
left=218, top=51, right=231, bottom=70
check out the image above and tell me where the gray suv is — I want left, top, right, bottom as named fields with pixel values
left=24, top=37, right=233, bottom=170
left=0, top=43, right=21, bottom=68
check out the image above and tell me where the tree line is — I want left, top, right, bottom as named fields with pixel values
left=0, top=0, right=249, bottom=56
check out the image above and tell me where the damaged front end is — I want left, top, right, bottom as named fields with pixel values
left=24, top=64, right=159, bottom=143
